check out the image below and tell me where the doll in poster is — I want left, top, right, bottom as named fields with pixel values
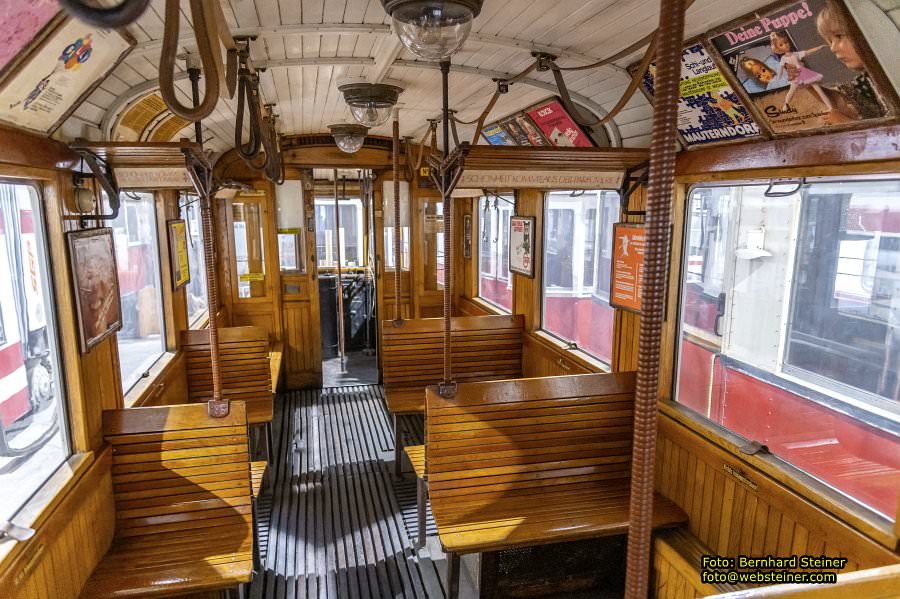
left=770, top=31, right=833, bottom=113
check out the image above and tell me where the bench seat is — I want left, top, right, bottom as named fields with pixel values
left=434, top=479, right=686, bottom=554
left=250, top=460, right=268, bottom=498
left=654, top=528, right=748, bottom=597
left=405, top=444, right=426, bottom=479
left=81, top=402, right=256, bottom=598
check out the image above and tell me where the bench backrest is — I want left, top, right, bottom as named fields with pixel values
left=381, top=315, right=524, bottom=391
left=181, top=326, right=273, bottom=424
left=425, top=372, right=636, bottom=501
left=103, top=401, right=254, bottom=540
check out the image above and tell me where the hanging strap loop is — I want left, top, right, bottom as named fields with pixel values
left=58, top=0, right=150, bottom=28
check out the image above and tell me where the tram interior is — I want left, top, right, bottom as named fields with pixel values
left=0, top=0, right=899, bottom=598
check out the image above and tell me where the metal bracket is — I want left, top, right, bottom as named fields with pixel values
left=391, top=319, right=405, bottom=328
left=619, top=162, right=649, bottom=218
left=532, top=52, right=557, bottom=72
left=764, top=178, right=805, bottom=197
left=71, top=146, right=120, bottom=220
left=0, top=520, right=35, bottom=542
left=207, top=399, right=231, bottom=418
left=438, top=382, right=458, bottom=399
left=739, top=441, right=769, bottom=456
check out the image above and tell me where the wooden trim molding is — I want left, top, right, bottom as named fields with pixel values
left=0, top=125, right=77, bottom=170
left=676, top=124, right=900, bottom=179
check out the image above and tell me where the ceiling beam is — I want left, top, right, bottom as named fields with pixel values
left=367, top=35, right=405, bottom=83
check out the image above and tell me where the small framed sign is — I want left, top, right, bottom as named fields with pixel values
left=508, top=215, right=536, bottom=278
left=67, top=227, right=122, bottom=353
left=167, top=220, right=190, bottom=289
left=610, top=224, right=646, bottom=313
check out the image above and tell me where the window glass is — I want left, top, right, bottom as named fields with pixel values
left=275, top=180, right=306, bottom=274
left=315, top=198, right=364, bottom=268
left=112, top=192, right=166, bottom=392
left=423, top=199, right=444, bottom=291
left=541, top=190, right=620, bottom=363
left=181, top=195, right=208, bottom=326
left=478, top=195, right=515, bottom=312
left=383, top=181, right=410, bottom=271
left=675, top=180, right=900, bottom=518
left=232, top=200, right=267, bottom=298
left=0, top=182, right=70, bottom=521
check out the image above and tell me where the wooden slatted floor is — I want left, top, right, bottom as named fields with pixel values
left=250, top=386, right=445, bottom=599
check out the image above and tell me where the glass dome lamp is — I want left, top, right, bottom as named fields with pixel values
left=339, top=83, right=404, bottom=127
left=328, top=124, right=370, bottom=154
left=381, top=0, right=483, bottom=61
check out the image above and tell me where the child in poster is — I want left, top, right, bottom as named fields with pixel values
left=710, top=0, right=892, bottom=134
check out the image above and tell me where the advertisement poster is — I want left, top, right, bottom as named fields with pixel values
left=639, top=43, right=761, bottom=146
left=709, top=0, right=895, bottom=134
left=0, top=0, right=59, bottom=75
left=0, top=18, right=132, bottom=132
left=481, top=122, right=517, bottom=146
left=526, top=99, right=594, bottom=148
left=610, top=224, right=646, bottom=313
left=499, top=114, right=549, bottom=146
left=508, top=216, right=535, bottom=278
left=167, top=220, right=190, bottom=289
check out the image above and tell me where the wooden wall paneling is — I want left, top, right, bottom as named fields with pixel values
left=0, top=450, right=115, bottom=599
left=656, top=416, right=900, bottom=569
left=511, top=189, right=543, bottom=333
left=521, top=333, right=591, bottom=378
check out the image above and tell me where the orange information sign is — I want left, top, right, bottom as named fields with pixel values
left=610, top=224, right=645, bottom=313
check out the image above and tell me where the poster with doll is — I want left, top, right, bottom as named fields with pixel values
left=709, top=0, right=896, bottom=134
left=638, top=43, right=761, bottom=146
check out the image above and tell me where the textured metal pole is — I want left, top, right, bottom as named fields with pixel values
left=623, top=0, right=686, bottom=595
left=393, top=110, right=403, bottom=321
left=440, top=60, right=453, bottom=388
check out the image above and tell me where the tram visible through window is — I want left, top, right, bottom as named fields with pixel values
left=478, top=195, right=514, bottom=312
left=111, top=192, right=166, bottom=393
left=676, top=179, right=900, bottom=518
left=541, top=190, right=620, bottom=364
left=0, top=182, right=70, bottom=522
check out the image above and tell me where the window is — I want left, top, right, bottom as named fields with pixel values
left=478, top=195, right=515, bottom=312
left=275, top=180, right=306, bottom=274
left=181, top=195, right=208, bottom=326
left=423, top=199, right=445, bottom=291
left=383, top=181, right=410, bottom=271
left=675, top=179, right=900, bottom=519
left=315, top=197, right=364, bottom=268
left=111, top=192, right=166, bottom=392
left=541, top=190, right=620, bottom=363
left=0, top=182, right=70, bottom=521
left=232, top=199, right=267, bottom=299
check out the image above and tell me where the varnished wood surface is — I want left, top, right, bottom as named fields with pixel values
left=405, top=445, right=426, bottom=480
left=0, top=125, right=77, bottom=169
left=81, top=402, right=255, bottom=598
left=706, top=564, right=900, bottom=598
left=380, top=315, right=525, bottom=414
left=69, top=140, right=203, bottom=167
left=425, top=372, right=686, bottom=554
left=676, top=124, right=900, bottom=177
left=462, top=145, right=649, bottom=172
left=653, top=528, right=746, bottom=598
left=181, top=326, right=274, bottom=425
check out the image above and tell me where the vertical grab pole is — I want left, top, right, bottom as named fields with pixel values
left=393, top=109, right=403, bottom=322
left=440, top=59, right=453, bottom=390
left=188, top=57, right=226, bottom=416
left=623, top=0, right=686, bottom=595
left=334, top=171, right=346, bottom=371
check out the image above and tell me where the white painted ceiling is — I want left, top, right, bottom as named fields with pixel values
left=59, top=0, right=795, bottom=156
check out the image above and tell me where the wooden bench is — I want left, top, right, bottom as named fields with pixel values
left=654, top=528, right=749, bottom=598
left=404, top=444, right=428, bottom=549
left=381, top=314, right=524, bottom=473
left=80, top=402, right=256, bottom=598
left=182, top=326, right=275, bottom=459
left=425, top=372, right=687, bottom=598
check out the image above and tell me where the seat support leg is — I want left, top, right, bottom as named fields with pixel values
left=447, top=551, right=460, bottom=599
left=393, top=413, right=402, bottom=478
left=266, top=421, right=274, bottom=464
left=416, top=476, right=427, bottom=549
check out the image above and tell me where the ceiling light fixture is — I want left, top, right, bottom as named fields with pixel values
left=339, top=82, right=404, bottom=127
left=381, top=0, right=483, bottom=61
left=328, top=124, right=370, bottom=154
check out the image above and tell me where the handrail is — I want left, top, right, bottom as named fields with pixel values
left=58, top=0, right=150, bottom=28
left=705, top=564, right=900, bottom=598
left=159, top=0, right=237, bottom=121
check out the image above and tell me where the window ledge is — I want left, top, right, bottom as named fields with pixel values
left=123, top=352, right=178, bottom=408
left=531, top=330, right=612, bottom=374
left=0, top=451, right=93, bottom=566
left=471, top=297, right=510, bottom=316
left=658, top=400, right=899, bottom=550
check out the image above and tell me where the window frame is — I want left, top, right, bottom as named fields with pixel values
left=179, top=193, right=209, bottom=329
left=314, top=196, right=365, bottom=269
left=0, top=178, right=73, bottom=523
left=539, top=189, right=622, bottom=364
left=476, top=194, right=515, bottom=314
left=670, top=176, right=900, bottom=531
